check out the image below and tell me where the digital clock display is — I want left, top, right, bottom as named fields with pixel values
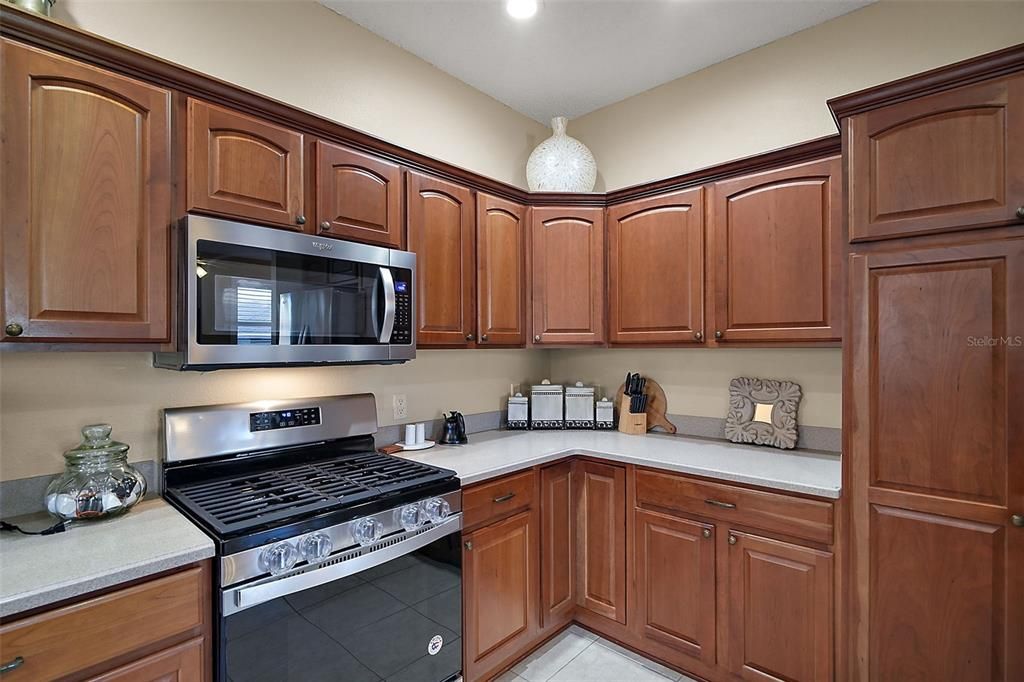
left=395, top=281, right=408, bottom=293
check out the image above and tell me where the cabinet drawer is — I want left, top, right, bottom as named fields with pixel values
left=0, top=566, right=206, bottom=681
left=463, top=470, right=536, bottom=528
left=635, top=469, right=833, bottom=545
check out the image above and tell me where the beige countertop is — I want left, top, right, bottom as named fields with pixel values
left=399, top=429, right=842, bottom=498
left=0, top=498, right=214, bottom=620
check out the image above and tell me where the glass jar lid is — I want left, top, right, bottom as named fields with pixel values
left=64, top=424, right=129, bottom=460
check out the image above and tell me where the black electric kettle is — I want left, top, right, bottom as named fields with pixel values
left=439, top=411, right=468, bottom=445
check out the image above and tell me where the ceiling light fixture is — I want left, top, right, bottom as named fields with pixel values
left=506, top=0, right=538, bottom=20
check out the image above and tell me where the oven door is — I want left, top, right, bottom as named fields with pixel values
left=221, top=517, right=462, bottom=682
left=178, top=215, right=415, bottom=369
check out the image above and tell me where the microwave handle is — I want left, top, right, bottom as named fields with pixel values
left=379, top=267, right=396, bottom=343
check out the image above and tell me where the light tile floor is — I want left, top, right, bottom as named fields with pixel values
left=493, top=625, right=699, bottom=682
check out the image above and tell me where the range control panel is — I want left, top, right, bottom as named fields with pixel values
left=391, top=272, right=412, bottom=345
left=249, top=407, right=321, bottom=432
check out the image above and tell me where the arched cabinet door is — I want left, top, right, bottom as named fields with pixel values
left=406, top=170, right=476, bottom=347
left=847, top=73, right=1024, bottom=241
left=477, top=194, right=527, bottom=347
left=187, top=99, right=305, bottom=229
left=1, top=40, right=171, bottom=343
left=315, top=140, right=403, bottom=248
left=708, top=157, right=841, bottom=343
left=608, top=188, right=705, bottom=345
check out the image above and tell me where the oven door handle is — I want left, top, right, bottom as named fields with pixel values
left=379, top=267, right=396, bottom=343
left=224, top=514, right=461, bottom=615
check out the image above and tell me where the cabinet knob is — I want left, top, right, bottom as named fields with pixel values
left=694, top=331, right=703, bottom=342
left=1012, top=514, right=1024, bottom=527
left=464, top=541, right=473, bottom=551
left=533, top=335, right=541, bottom=343
left=714, top=330, right=723, bottom=339
left=701, top=528, right=711, bottom=539
left=1016, top=206, right=1024, bottom=220
left=5, top=323, right=23, bottom=337
left=295, top=215, right=307, bottom=225
left=481, top=334, right=489, bottom=342
left=466, top=333, right=475, bottom=342
left=728, top=534, right=737, bottom=545
left=320, top=220, right=331, bottom=231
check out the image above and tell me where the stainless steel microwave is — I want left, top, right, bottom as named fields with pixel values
left=155, top=215, right=415, bottom=370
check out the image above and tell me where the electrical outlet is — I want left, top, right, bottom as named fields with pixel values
left=392, top=394, right=408, bottom=421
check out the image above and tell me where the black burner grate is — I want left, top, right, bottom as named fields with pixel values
left=168, top=451, right=452, bottom=536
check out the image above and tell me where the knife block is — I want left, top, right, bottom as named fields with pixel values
left=618, top=394, right=648, bottom=435
left=614, top=376, right=677, bottom=435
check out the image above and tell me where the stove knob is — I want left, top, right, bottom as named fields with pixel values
left=422, top=497, right=451, bottom=524
left=299, top=532, right=333, bottom=563
left=398, top=504, right=422, bottom=532
left=259, top=541, right=298, bottom=576
left=353, top=518, right=383, bottom=547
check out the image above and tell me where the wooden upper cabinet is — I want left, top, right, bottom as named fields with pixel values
left=314, top=140, right=403, bottom=247
left=531, top=207, right=606, bottom=345
left=847, top=73, right=1024, bottom=241
left=477, top=194, right=528, bottom=347
left=709, top=156, right=842, bottom=343
left=575, top=460, right=626, bottom=624
left=540, top=461, right=575, bottom=631
left=406, top=170, right=476, bottom=347
left=1, top=40, right=171, bottom=343
left=187, top=99, right=305, bottom=229
left=725, top=532, right=833, bottom=682
left=847, top=239, right=1024, bottom=681
left=463, top=510, right=538, bottom=682
left=608, top=188, right=705, bottom=345
left=633, top=509, right=716, bottom=667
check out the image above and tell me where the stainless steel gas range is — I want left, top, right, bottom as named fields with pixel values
left=162, top=394, right=462, bottom=682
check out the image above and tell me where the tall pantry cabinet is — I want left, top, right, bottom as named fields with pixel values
left=833, top=49, right=1024, bottom=682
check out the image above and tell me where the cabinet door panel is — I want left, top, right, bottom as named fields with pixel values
left=1, top=40, right=170, bottom=342
left=406, top=171, right=475, bottom=346
left=575, top=460, right=626, bottom=623
left=726, top=532, right=832, bottom=682
left=540, top=461, right=575, bottom=630
left=477, top=194, right=527, bottom=347
left=634, top=509, right=715, bottom=666
left=608, top=188, right=704, bottom=344
left=188, top=99, right=304, bottom=228
left=464, top=510, right=538, bottom=681
left=87, top=637, right=204, bottom=682
left=847, top=240, right=1024, bottom=681
left=315, top=141, right=402, bottom=247
left=531, top=207, right=605, bottom=345
left=710, top=157, right=841, bottom=342
left=848, top=74, right=1024, bottom=241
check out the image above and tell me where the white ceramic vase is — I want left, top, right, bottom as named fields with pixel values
left=526, top=117, right=597, bottom=192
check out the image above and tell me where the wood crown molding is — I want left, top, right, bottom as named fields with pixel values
left=827, top=41, right=1024, bottom=124
left=1, top=4, right=837, bottom=210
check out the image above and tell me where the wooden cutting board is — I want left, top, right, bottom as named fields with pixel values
left=615, top=376, right=676, bottom=434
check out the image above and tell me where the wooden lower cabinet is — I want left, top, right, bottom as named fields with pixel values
left=0, top=562, right=210, bottom=681
left=725, top=531, right=833, bottom=682
left=463, top=510, right=539, bottom=681
left=633, top=509, right=716, bottom=667
left=575, top=460, right=627, bottom=624
left=540, top=461, right=575, bottom=631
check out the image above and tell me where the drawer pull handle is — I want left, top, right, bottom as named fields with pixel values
left=1, top=656, right=25, bottom=674
left=704, top=499, right=736, bottom=509
left=493, top=492, right=516, bottom=503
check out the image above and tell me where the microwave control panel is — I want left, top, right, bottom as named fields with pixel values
left=249, top=407, right=321, bottom=432
left=392, top=271, right=412, bottom=345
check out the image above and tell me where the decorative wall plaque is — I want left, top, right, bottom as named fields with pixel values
left=725, top=377, right=802, bottom=449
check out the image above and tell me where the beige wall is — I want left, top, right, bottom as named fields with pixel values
left=550, top=348, right=842, bottom=429
left=54, top=0, right=549, bottom=188
left=0, top=350, right=549, bottom=481
left=573, top=0, right=1024, bottom=191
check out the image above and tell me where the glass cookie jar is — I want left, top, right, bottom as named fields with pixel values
left=45, top=425, right=147, bottom=520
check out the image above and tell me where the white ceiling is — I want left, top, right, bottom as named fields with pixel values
left=321, top=0, right=873, bottom=124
